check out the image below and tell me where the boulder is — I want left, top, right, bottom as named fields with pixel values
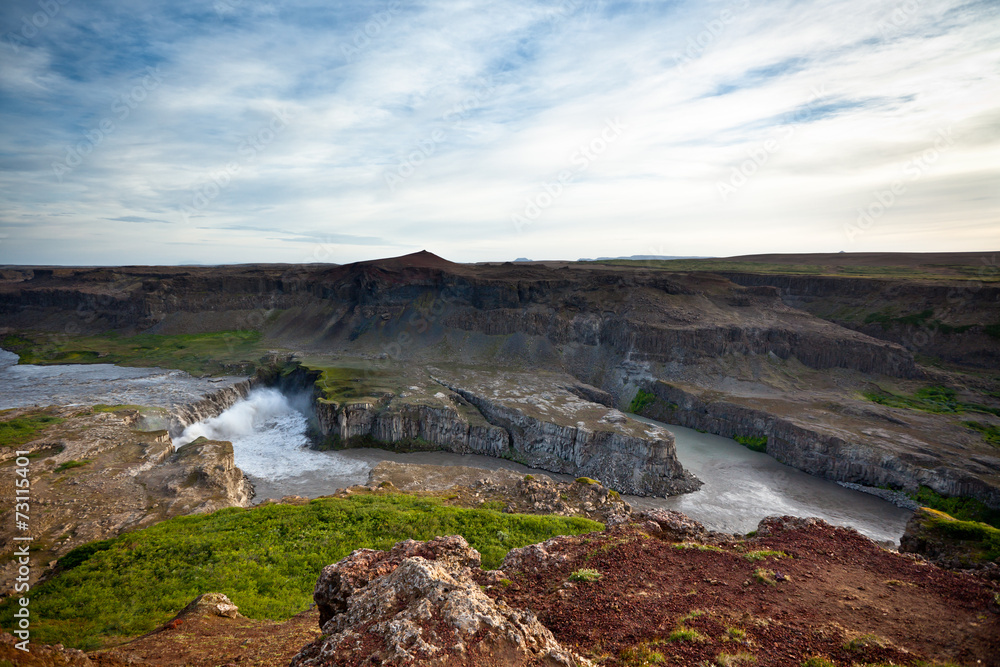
left=295, top=536, right=590, bottom=667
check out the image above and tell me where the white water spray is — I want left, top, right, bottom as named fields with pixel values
left=173, top=388, right=366, bottom=482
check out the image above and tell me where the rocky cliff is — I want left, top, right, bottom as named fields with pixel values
left=641, top=380, right=1000, bottom=509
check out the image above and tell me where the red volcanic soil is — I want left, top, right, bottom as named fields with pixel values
left=489, top=518, right=1000, bottom=667
left=33, top=516, right=997, bottom=667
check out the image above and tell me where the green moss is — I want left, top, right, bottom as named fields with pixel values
left=918, top=511, right=1000, bottom=562
left=620, top=644, right=666, bottom=665
left=576, top=477, right=600, bottom=485
left=0, top=412, right=64, bottom=447
left=801, top=657, right=835, bottom=667
left=734, top=435, right=767, bottom=452
left=743, top=549, right=787, bottom=561
left=568, top=568, right=601, bottom=582
left=909, top=487, right=1000, bottom=529
left=0, top=493, right=600, bottom=649
left=628, top=388, right=656, bottom=413
left=863, top=385, right=999, bottom=417
left=667, top=627, right=705, bottom=642
left=963, top=421, right=1000, bottom=449
left=843, top=633, right=888, bottom=651
left=54, top=459, right=91, bottom=473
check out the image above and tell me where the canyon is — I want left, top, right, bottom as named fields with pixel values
left=2, top=250, right=998, bottom=509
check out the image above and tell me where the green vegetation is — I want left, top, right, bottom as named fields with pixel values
left=679, top=609, right=706, bottom=623
left=863, top=385, right=1000, bottom=417
left=963, top=421, right=1000, bottom=449
left=0, top=412, right=64, bottom=447
left=54, top=459, right=91, bottom=473
left=843, top=633, right=888, bottom=651
left=752, top=568, right=777, bottom=586
left=0, top=493, right=600, bottom=650
left=667, top=627, right=705, bottom=642
left=716, top=652, right=756, bottom=667
left=801, top=657, right=835, bottom=667
left=568, top=568, right=602, bottom=582
left=619, top=643, right=666, bottom=665
left=673, top=542, right=725, bottom=553
left=724, top=627, right=747, bottom=642
left=743, top=549, right=788, bottom=562
left=985, top=323, right=1000, bottom=340
left=910, top=486, right=1000, bottom=529
left=575, top=477, right=600, bottom=485
left=1, top=330, right=267, bottom=376
left=917, top=509, right=1000, bottom=562
left=864, top=308, right=933, bottom=329
left=734, top=435, right=767, bottom=452
left=628, top=388, right=657, bottom=413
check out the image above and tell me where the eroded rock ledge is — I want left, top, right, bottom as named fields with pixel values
left=169, top=362, right=702, bottom=498
left=291, top=535, right=591, bottom=667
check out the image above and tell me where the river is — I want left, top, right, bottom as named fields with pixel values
left=1, top=350, right=912, bottom=543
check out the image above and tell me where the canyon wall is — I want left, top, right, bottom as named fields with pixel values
left=642, top=381, right=1000, bottom=509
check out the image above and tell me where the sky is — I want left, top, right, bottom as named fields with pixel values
left=0, top=0, right=998, bottom=265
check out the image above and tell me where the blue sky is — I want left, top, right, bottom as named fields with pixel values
left=0, top=0, right=997, bottom=265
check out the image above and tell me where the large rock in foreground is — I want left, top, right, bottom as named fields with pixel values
left=292, top=535, right=590, bottom=667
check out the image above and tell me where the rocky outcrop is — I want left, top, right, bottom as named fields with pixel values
left=294, top=535, right=590, bottom=667
left=644, top=380, right=1000, bottom=509
left=138, top=437, right=253, bottom=514
left=173, top=592, right=241, bottom=620
left=366, top=461, right=632, bottom=524
left=439, top=380, right=700, bottom=497
left=899, top=508, right=1000, bottom=578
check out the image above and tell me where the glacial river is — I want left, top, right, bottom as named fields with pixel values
left=1, top=350, right=912, bottom=543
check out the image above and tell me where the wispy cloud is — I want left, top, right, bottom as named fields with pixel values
left=0, top=0, right=997, bottom=265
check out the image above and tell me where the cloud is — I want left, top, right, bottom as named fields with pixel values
left=0, top=0, right=997, bottom=265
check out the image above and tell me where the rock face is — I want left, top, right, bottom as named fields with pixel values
left=173, top=592, right=241, bottom=620
left=899, top=508, right=1000, bottom=577
left=644, top=380, right=1000, bottom=509
left=293, top=535, right=590, bottom=667
left=139, top=436, right=254, bottom=513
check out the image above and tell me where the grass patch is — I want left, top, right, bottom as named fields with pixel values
left=667, top=627, right=705, bottom=642
left=54, top=459, right=91, bottom=473
left=843, top=633, right=888, bottom=651
left=963, top=421, right=1000, bottom=449
left=620, top=643, right=666, bottom=665
left=743, top=550, right=788, bottom=562
left=575, top=477, right=600, bottom=485
left=673, top=542, right=725, bottom=553
left=918, top=510, right=1000, bottom=562
left=801, top=657, right=835, bottom=667
left=568, top=568, right=602, bottom=582
left=863, top=385, right=999, bottom=417
left=725, top=627, right=747, bottom=642
left=864, top=308, right=934, bottom=329
left=910, top=486, right=1000, bottom=529
left=628, top=388, right=656, bottom=413
left=0, top=412, right=64, bottom=447
left=1, top=330, right=267, bottom=376
left=752, top=568, right=777, bottom=586
left=0, top=493, right=601, bottom=650
left=716, top=652, right=756, bottom=666
left=734, top=435, right=767, bottom=452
